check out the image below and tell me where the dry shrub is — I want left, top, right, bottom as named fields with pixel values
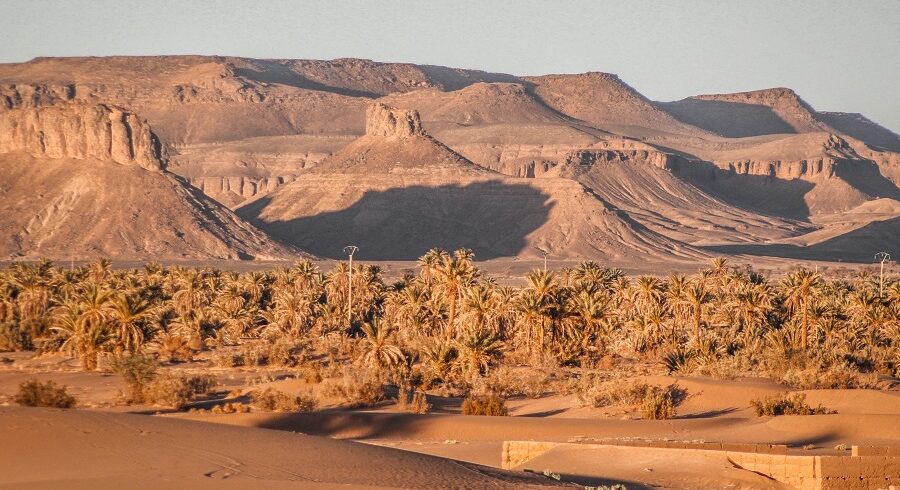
left=251, top=388, right=316, bottom=412
left=398, top=390, right=431, bottom=414
left=576, top=376, right=686, bottom=419
left=321, top=371, right=386, bottom=408
left=211, top=402, right=251, bottom=414
left=156, top=333, right=197, bottom=363
left=235, top=339, right=308, bottom=367
left=640, top=384, right=686, bottom=420
left=143, top=372, right=216, bottom=409
left=14, top=379, right=76, bottom=408
left=267, top=338, right=309, bottom=367
left=299, top=365, right=324, bottom=384
left=781, top=363, right=879, bottom=389
left=240, top=341, right=269, bottom=366
left=0, top=323, right=31, bottom=351
left=212, top=350, right=244, bottom=368
left=477, top=367, right=549, bottom=399
left=461, top=394, right=508, bottom=416
left=577, top=376, right=653, bottom=407
left=750, top=393, right=835, bottom=416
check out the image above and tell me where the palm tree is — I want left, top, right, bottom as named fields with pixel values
left=682, top=281, right=713, bottom=344
left=106, top=293, right=154, bottom=354
left=418, top=248, right=449, bottom=288
left=434, top=249, right=475, bottom=339
left=781, top=269, right=821, bottom=351
left=360, top=322, right=404, bottom=371
left=567, top=287, right=611, bottom=351
left=454, top=326, right=503, bottom=379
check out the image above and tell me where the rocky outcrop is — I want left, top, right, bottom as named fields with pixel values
left=719, top=158, right=839, bottom=179
left=466, top=139, right=682, bottom=178
left=365, top=102, right=425, bottom=138
left=0, top=101, right=163, bottom=171
left=1, top=83, right=79, bottom=109
left=691, top=88, right=827, bottom=134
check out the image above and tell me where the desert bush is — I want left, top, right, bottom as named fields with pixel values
left=251, top=388, right=316, bottom=412
left=143, top=371, right=216, bottom=409
left=240, top=341, right=270, bottom=366
left=211, top=402, right=251, bottom=414
left=398, top=390, right=431, bottom=414
left=111, top=354, right=158, bottom=403
left=299, top=365, right=324, bottom=384
left=461, top=394, right=508, bottom=416
left=640, top=384, right=686, bottom=420
left=750, top=393, right=835, bottom=416
left=211, top=350, right=244, bottom=368
left=780, top=363, right=879, bottom=389
left=477, top=367, right=550, bottom=399
left=0, top=323, right=31, bottom=351
left=268, top=338, right=309, bottom=367
left=14, top=379, right=76, bottom=408
left=321, top=371, right=386, bottom=408
left=577, top=376, right=652, bottom=407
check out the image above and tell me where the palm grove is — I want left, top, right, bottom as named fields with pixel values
left=1, top=252, right=898, bottom=405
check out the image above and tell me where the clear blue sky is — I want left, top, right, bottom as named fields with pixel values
left=2, top=0, right=898, bottom=132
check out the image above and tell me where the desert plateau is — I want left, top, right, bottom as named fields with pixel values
left=1, top=2, right=899, bottom=489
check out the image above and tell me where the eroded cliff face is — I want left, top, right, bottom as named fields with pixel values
left=465, top=139, right=680, bottom=178
left=0, top=100, right=163, bottom=171
left=365, top=102, right=425, bottom=138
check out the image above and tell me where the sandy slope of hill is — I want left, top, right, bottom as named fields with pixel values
left=523, top=72, right=712, bottom=138
left=0, top=407, right=566, bottom=489
left=239, top=103, right=705, bottom=262
left=0, top=100, right=293, bottom=260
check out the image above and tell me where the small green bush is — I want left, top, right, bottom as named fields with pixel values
left=750, top=393, right=835, bottom=416
left=111, top=354, right=158, bottom=403
left=14, top=379, right=76, bottom=408
left=461, top=394, right=508, bottom=416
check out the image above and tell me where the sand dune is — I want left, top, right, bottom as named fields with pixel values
left=0, top=407, right=567, bottom=489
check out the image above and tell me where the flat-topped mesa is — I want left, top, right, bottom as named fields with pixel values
left=0, top=101, right=164, bottom=171
left=365, top=102, right=425, bottom=138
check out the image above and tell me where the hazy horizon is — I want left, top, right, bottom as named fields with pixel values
left=2, top=0, right=898, bottom=132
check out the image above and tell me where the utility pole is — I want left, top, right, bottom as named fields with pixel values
left=876, top=252, right=891, bottom=297
left=343, top=245, right=358, bottom=326
left=543, top=252, right=548, bottom=272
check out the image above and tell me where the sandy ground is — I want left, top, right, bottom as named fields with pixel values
left=0, top=407, right=570, bottom=489
left=2, top=354, right=899, bottom=489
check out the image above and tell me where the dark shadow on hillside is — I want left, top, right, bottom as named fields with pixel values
left=705, top=217, right=899, bottom=262
left=237, top=180, right=553, bottom=260
left=665, top=157, right=816, bottom=219
left=659, top=99, right=797, bottom=137
left=234, top=66, right=380, bottom=98
left=418, top=65, right=522, bottom=91
left=817, top=112, right=900, bottom=152
left=835, top=159, right=900, bottom=200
